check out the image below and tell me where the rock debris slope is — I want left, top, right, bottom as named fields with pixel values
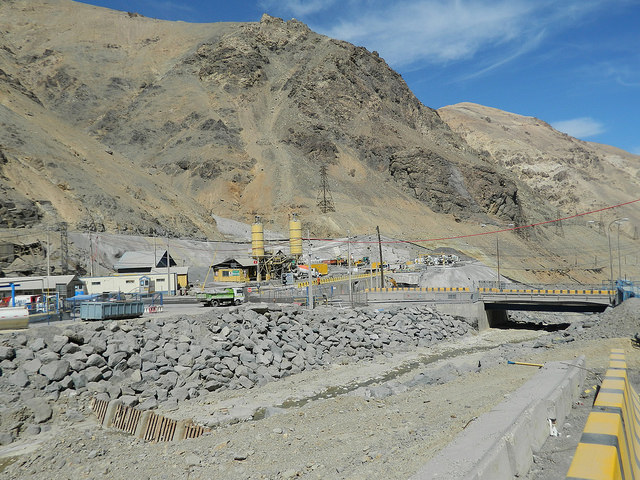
left=0, top=304, right=472, bottom=442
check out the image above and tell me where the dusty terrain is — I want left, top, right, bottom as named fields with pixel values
left=1, top=298, right=639, bottom=479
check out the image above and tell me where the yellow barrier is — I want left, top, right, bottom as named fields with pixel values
left=363, top=287, right=472, bottom=293
left=566, top=349, right=639, bottom=479
left=296, top=272, right=375, bottom=288
left=288, top=283, right=614, bottom=295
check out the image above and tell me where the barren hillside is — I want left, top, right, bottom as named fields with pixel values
left=0, top=0, right=638, bottom=283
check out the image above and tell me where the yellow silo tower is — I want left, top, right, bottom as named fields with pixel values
left=289, top=213, right=303, bottom=258
left=251, top=216, right=265, bottom=258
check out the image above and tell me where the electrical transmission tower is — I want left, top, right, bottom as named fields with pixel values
left=317, top=165, right=335, bottom=213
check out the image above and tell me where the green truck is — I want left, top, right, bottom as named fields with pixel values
left=196, top=287, right=245, bottom=307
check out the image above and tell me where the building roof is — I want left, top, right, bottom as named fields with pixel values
left=150, top=266, right=189, bottom=275
left=0, top=275, right=80, bottom=291
left=212, top=257, right=257, bottom=268
left=113, top=251, right=176, bottom=271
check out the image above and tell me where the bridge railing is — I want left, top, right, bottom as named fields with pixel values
left=477, top=281, right=613, bottom=292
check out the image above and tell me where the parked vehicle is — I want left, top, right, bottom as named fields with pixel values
left=196, top=287, right=244, bottom=307
left=294, top=265, right=320, bottom=278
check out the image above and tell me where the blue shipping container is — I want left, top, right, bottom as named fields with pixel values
left=80, top=302, right=144, bottom=321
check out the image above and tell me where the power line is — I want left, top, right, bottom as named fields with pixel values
left=306, top=198, right=640, bottom=244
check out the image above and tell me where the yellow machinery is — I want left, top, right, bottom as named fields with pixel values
left=251, top=214, right=309, bottom=282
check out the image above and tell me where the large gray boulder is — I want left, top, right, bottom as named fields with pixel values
left=25, top=398, right=53, bottom=423
left=85, top=353, right=106, bottom=368
left=0, top=346, right=15, bottom=361
left=40, top=360, right=70, bottom=382
left=22, top=358, right=42, bottom=376
left=47, top=335, right=69, bottom=353
left=8, top=369, right=29, bottom=387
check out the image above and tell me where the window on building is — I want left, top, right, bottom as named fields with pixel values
left=222, top=271, right=230, bottom=277
left=126, top=280, right=134, bottom=284
left=157, top=278, right=165, bottom=282
left=91, top=281, right=101, bottom=285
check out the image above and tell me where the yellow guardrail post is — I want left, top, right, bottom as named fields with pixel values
left=566, top=348, right=639, bottom=480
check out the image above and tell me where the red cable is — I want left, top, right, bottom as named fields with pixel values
left=306, top=198, right=640, bottom=244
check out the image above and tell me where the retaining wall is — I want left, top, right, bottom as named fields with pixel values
left=410, top=356, right=586, bottom=480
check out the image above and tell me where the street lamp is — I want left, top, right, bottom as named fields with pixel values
left=607, top=218, right=628, bottom=289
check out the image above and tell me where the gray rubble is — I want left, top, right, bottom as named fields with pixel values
left=0, top=304, right=473, bottom=444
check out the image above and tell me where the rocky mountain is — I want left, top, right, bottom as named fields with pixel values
left=438, top=103, right=640, bottom=216
left=0, top=0, right=638, bottom=283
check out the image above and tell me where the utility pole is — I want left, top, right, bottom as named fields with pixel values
left=307, top=230, right=313, bottom=309
left=608, top=218, right=629, bottom=290
left=46, top=230, right=50, bottom=286
left=46, top=229, right=50, bottom=313
left=347, top=230, right=353, bottom=305
left=617, top=223, right=623, bottom=280
left=376, top=226, right=384, bottom=288
left=89, top=233, right=94, bottom=277
left=166, top=236, right=171, bottom=296
left=60, top=221, right=68, bottom=274
left=496, top=237, right=501, bottom=288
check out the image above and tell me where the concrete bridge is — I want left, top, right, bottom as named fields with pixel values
left=364, top=286, right=614, bottom=330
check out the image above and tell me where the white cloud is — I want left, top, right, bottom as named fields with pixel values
left=326, top=1, right=536, bottom=67
left=551, top=117, right=605, bottom=138
left=259, top=0, right=612, bottom=72
left=144, top=0, right=195, bottom=14
left=260, top=0, right=336, bottom=17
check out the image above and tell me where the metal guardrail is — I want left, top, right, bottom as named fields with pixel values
left=477, top=281, right=614, bottom=291
left=478, top=287, right=614, bottom=296
left=246, top=283, right=616, bottom=307
left=296, top=272, right=377, bottom=288
left=366, top=287, right=471, bottom=293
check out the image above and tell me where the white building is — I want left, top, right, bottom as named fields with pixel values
left=81, top=267, right=188, bottom=296
left=0, top=275, right=83, bottom=298
left=80, top=249, right=190, bottom=295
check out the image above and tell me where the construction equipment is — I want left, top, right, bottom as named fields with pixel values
left=196, top=287, right=244, bottom=307
left=294, top=265, right=320, bottom=278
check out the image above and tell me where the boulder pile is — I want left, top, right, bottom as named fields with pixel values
left=0, top=304, right=473, bottom=444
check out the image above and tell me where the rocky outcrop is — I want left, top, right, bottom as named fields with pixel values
left=389, top=148, right=523, bottom=222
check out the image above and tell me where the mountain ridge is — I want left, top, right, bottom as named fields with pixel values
left=0, top=0, right=638, bottom=284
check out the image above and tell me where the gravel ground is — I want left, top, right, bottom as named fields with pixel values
left=1, top=298, right=640, bottom=479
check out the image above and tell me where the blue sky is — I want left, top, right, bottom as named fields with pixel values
left=78, top=0, right=640, bottom=154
